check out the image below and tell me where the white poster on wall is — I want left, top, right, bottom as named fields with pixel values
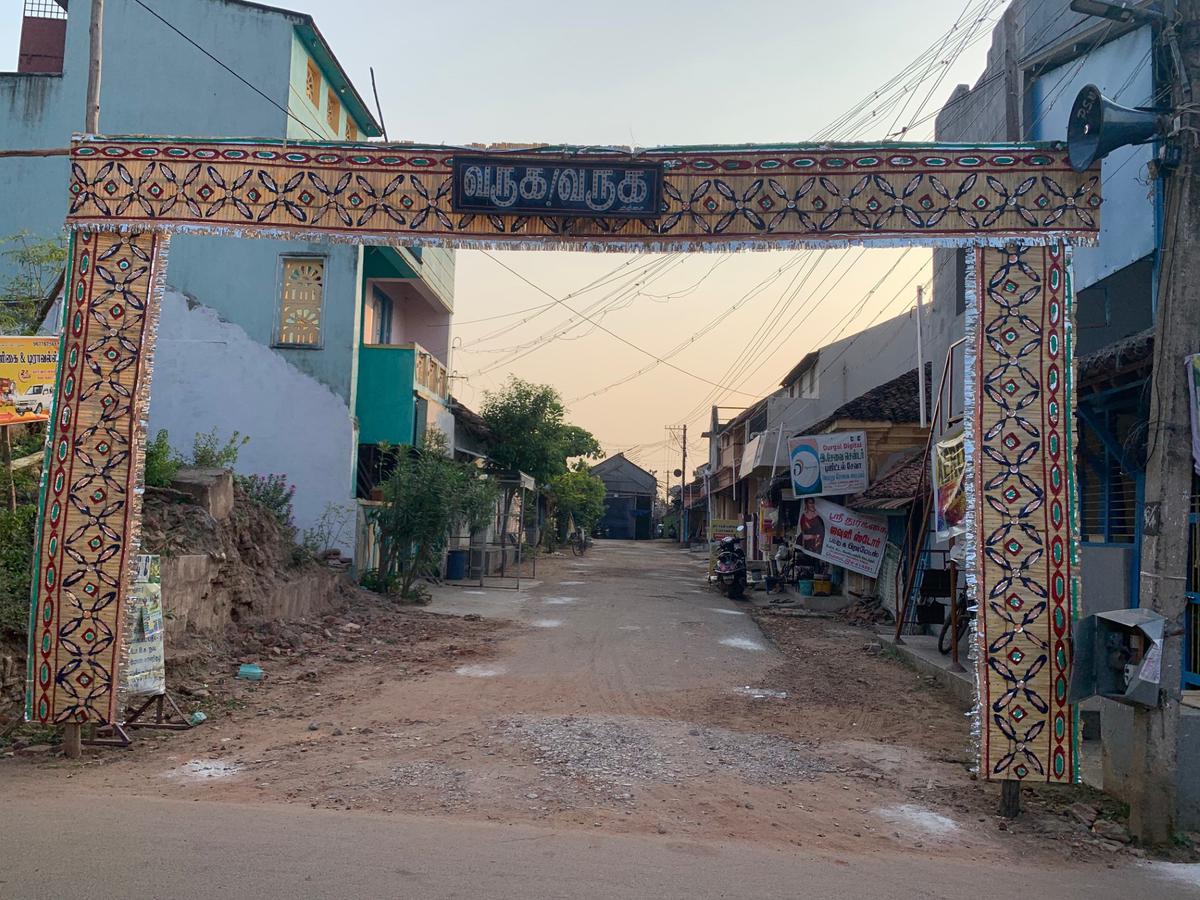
left=796, top=497, right=888, bottom=578
left=787, top=431, right=868, bottom=498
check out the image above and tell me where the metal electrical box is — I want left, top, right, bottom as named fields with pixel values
left=1069, top=608, right=1166, bottom=708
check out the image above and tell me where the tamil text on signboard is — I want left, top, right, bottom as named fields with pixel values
left=796, top=498, right=887, bottom=578
left=452, top=156, right=662, bottom=218
left=0, top=335, right=57, bottom=426
left=933, top=430, right=967, bottom=541
left=787, top=431, right=868, bottom=498
left=124, top=555, right=166, bottom=697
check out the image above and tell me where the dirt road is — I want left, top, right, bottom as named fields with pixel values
left=4, top=540, right=1196, bottom=897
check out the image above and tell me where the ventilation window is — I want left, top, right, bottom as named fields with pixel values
left=305, top=59, right=320, bottom=106
left=346, top=118, right=358, bottom=142
left=326, top=89, right=341, bottom=134
left=277, top=257, right=325, bottom=348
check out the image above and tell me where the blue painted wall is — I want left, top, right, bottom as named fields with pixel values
left=0, top=0, right=363, bottom=402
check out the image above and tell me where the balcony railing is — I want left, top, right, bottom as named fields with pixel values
left=414, top=347, right=448, bottom=399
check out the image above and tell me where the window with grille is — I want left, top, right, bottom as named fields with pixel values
left=326, top=90, right=341, bottom=134
left=24, top=0, right=67, bottom=17
left=276, top=257, right=325, bottom=348
left=305, top=59, right=321, bottom=106
left=1079, top=408, right=1141, bottom=544
left=1186, top=477, right=1200, bottom=688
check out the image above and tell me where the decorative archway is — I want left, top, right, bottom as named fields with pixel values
left=30, top=134, right=1099, bottom=786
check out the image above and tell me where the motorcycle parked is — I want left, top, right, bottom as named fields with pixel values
left=711, top=528, right=748, bottom=601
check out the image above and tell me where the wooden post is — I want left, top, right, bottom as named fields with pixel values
left=62, top=723, right=81, bottom=759
left=948, top=555, right=965, bottom=673
left=998, top=780, right=1021, bottom=818
left=85, top=0, right=104, bottom=133
left=1, top=425, right=14, bottom=513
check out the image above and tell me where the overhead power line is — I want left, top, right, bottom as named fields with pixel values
left=473, top=251, right=763, bottom=398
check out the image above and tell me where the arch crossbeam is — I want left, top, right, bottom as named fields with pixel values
left=65, top=136, right=1100, bottom=249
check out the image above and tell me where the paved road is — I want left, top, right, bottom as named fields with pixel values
left=3, top=791, right=1195, bottom=900
left=4, top=541, right=1198, bottom=898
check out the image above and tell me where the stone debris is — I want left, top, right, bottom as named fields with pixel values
left=1067, top=802, right=1099, bottom=827
left=1092, top=819, right=1131, bottom=844
left=497, top=715, right=830, bottom=786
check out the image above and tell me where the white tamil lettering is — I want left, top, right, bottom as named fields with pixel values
left=519, top=168, right=548, bottom=201
left=586, top=170, right=616, bottom=211
left=490, top=167, right=518, bottom=207
left=617, top=170, right=649, bottom=206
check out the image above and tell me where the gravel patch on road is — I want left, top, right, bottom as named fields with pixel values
left=496, top=715, right=830, bottom=786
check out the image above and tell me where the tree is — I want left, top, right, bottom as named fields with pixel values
left=480, top=378, right=601, bottom=484
left=1, top=232, right=67, bottom=334
left=367, top=431, right=497, bottom=600
left=547, top=467, right=606, bottom=538
left=481, top=378, right=601, bottom=563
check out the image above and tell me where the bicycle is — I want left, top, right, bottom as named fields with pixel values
left=938, top=589, right=972, bottom=655
left=569, top=529, right=591, bottom=557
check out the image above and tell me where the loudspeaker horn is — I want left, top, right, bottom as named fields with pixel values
left=1068, top=84, right=1166, bottom=172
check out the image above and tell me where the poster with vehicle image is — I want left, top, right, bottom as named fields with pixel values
left=0, top=336, right=58, bottom=425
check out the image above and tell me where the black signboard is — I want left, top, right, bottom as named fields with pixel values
left=451, top=156, right=662, bottom=219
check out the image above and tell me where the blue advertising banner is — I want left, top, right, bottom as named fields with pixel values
left=787, top=431, right=869, bottom=498
left=452, top=156, right=662, bottom=218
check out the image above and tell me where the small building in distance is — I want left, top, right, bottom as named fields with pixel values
left=591, top=454, right=657, bottom=540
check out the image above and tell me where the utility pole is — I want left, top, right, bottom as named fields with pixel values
left=85, top=0, right=105, bottom=133
left=679, top=424, right=687, bottom=545
left=915, top=285, right=927, bottom=428
left=1128, top=0, right=1200, bottom=844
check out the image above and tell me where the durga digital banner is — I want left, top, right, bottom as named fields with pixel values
left=0, top=335, right=58, bottom=425
left=787, top=431, right=869, bottom=498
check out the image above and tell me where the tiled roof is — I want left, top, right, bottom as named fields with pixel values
left=847, top=450, right=925, bottom=510
left=807, top=363, right=932, bottom=435
left=1078, top=328, right=1153, bottom=384
left=449, top=397, right=494, bottom=443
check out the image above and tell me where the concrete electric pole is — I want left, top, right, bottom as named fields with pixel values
left=1128, top=0, right=1200, bottom=845
left=679, top=424, right=688, bottom=545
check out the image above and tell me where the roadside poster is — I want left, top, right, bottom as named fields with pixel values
left=1187, top=354, right=1200, bottom=477
left=124, top=555, right=166, bottom=697
left=0, top=335, right=58, bottom=426
left=787, top=431, right=868, bottom=498
left=796, top=497, right=888, bottom=578
left=932, top=430, right=968, bottom=541
left=709, top=518, right=741, bottom=540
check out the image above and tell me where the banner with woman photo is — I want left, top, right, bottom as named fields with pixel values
left=795, top=497, right=888, bottom=578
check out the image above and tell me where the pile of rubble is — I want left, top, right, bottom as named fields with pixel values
left=837, top=596, right=892, bottom=629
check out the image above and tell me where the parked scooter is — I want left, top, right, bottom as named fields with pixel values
left=711, top=527, right=748, bottom=600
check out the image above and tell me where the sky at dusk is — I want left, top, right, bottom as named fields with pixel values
left=1, top=0, right=997, bottom=476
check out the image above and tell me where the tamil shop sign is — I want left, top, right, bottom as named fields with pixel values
left=451, top=156, right=662, bottom=218
left=787, top=431, right=869, bottom=498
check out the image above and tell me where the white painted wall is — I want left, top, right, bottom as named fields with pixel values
left=149, top=291, right=357, bottom=556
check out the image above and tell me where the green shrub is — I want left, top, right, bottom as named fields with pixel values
left=0, top=505, right=36, bottom=639
left=191, top=428, right=249, bottom=469
left=144, top=429, right=181, bottom=489
left=237, top=473, right=295, bottom=527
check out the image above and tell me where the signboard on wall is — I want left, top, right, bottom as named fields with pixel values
left=796, top=498, right=887, bottom=578
left=451, top=156, right=662, bottom=218
left=933, top=430, right=968, bottom=541
left=124, top=555, right=166, bottom=697
left=787, top=431, right=868, bottom=498
left=0, top=335, right=58, bottom=425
